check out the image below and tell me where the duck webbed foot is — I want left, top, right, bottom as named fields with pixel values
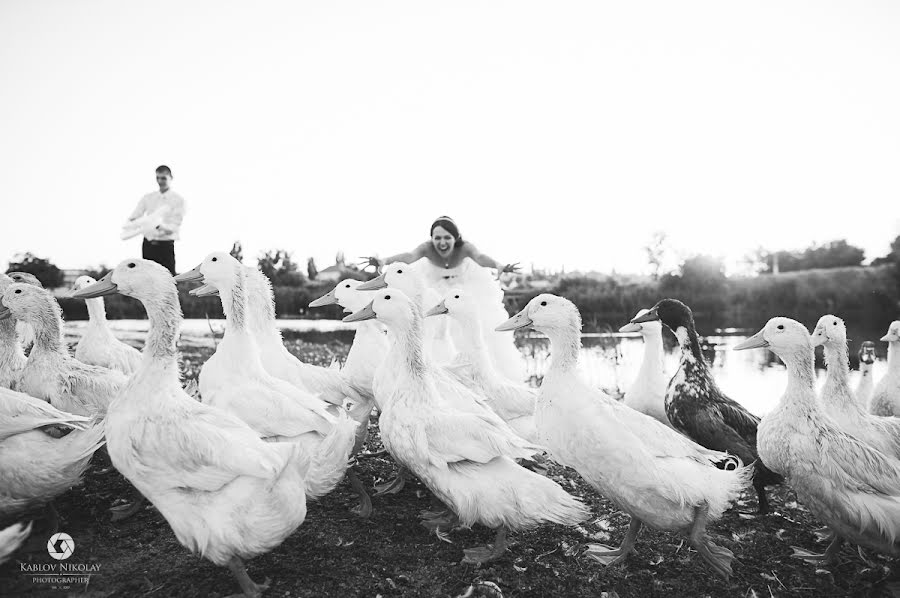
left=346, top=468, right=373, bottom=518
left=584, top=518, right=641, bottom=566
left=689, top=503, right=734, bottom=579
left=110, top=494, right=147, bottom=522
left=373, top=467, right=408, bottom=496
left=462, top=527, right=508, bottom=565
left=791, top=536, right=843, bottom=566
left=226, top=556, right=271, bottom=598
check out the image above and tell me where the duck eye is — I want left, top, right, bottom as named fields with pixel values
left=14, top=289, right=21, bottom=294
left=454, top=295, right=459, bottom=299
left=384, top=295, right=391, bottom=300
left=345, top=284, right=350, bottom=288
left=128, top=263, right=136, bottom=268
left=211, top=257, right=218, bottom=262
left=832, top=320, right=837, bottom=326
left=397, top=269, right=403, bottom=274
left=540, top=301, right=547, bottom=306
left=777, top=324, right=784, bottom=330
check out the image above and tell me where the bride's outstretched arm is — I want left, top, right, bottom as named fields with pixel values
left=462, top=244, right=520, bottom=274
left=360, top=242, right=431, bottom=271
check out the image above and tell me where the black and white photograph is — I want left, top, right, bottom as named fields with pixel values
left=2, top=1, right=900, bottom=596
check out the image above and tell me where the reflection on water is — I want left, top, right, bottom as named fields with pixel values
left=59, top=319, right=889, bottom=419
left=518, top=332, right=890, bottom=417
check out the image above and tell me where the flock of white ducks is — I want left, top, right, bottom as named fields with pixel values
left=2, top=256, right=900, bottom=595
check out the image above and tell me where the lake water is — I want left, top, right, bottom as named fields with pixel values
left=60, top=319, right=889, bottom=418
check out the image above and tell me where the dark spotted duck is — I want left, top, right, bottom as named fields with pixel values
left=632, top=299, right=782, bottom=513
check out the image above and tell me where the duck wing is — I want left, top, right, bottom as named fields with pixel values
left=0, top=389, right=90, bottom=441
left=424, top=409, right=538, bottom=467
left=58, top=361, right=126, bottom=415
left=130, top=404, right=291, bottom=492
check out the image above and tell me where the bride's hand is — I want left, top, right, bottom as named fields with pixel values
left=358, top=256, right=383, bottom=273
left=496, top=262, right=521, bottom=280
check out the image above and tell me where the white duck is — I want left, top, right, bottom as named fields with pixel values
left=357, top=262, right=457, bottom=365
left=812, top=315, right=900, bottom=459
left=0, top=522, right=32, bottom=565
left=182, top=259, right=371, bottom=516
left=176, top=253, right=341, bottom=451
left=0, top=274, right=26, bottom=390
left=0, top=283, right=126, bottom=417
left=69, top=275, right=142, bottom=375
left=234, top=267, right=365, bottom=407
left=345, top=288, right=588, bottom=563
left=856, top=341, right=877, bottom=408
left=309, top=278, right=390, bottom=404
left=72, top=259, right=357, bottom=597
left=618, top=308, right=672, bottom=428
left=498, top=294, right=749, bottom=578
left=870, top=321, right=900, bottom=417
left=0, top=389, right=105, bottom=526
left=425, top=290, right=537, bottom=441
left=735, top=317, right=900, bottom=563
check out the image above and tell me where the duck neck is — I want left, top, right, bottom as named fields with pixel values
left=219, top=274, right=248, bottom=334
left=245, top=271, right=277, bottom=337
left=143, top=284, right=183, bottom=363
left=29, top=300, right=65, bottom=355
left=546, top=327, right=581, bottom=373
left=638, top=328, right=665, bottom=382
left=452, top=315, right=496, bottom=379
left=675, top=326, right=705, bottom=367
left=85, top=296, right=108, bottom=325
left=0, top=318, right=24, bottom=366
left=780, top=347, right=818, bottom=413
left=387, top=308, right=427, bottom=378
left=888, top=341, right=900, bottom=374
left=822, top=340, right=854, bottom=405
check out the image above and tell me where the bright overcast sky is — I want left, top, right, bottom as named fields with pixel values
left=2, top=1, right=899, bottom=275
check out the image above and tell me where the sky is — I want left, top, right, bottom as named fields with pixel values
left=2, top=1, right=899, bottom=276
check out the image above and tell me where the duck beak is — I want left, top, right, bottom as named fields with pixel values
left=733, top=329, right=769, bottom=351
left=309, top=288, right=338, bottom=308
left=174, top=265, right=204, bottom=283
left=496, top=309, right=532, bottom=332
left=630, top=308, right=659, bottom=324
left=810, top=328, right=826, bottom=348
left=189, top=284, right=219, bottom=297
left=71, top=271, right=118, bottom=299
left=881, top=334, right=896, bottom=342
left=356, top=274, right=387, bottom=291
left=0, top=303, right=9, bottom=321
left=618, top=322, right=641, bottom=333
left=343, top=301, right=377, bottom=323
left=425, top=300, right=448, bottom=318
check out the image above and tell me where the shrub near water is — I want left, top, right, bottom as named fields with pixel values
left=56, top=265, right=899, bottom=337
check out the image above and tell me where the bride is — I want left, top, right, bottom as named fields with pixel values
left=364, top=216, right=525, bottom=382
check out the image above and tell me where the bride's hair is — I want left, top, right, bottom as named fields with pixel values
left=430, top=216, right=465, bottom=247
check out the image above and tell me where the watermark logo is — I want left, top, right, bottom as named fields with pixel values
left=47, top=533, right=74, bottom=560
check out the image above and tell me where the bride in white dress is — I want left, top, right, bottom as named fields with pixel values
left=364, top=216, right=525, bottom=382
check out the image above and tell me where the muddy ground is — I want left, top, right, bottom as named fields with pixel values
left=2, top=332, right=898, bottom=597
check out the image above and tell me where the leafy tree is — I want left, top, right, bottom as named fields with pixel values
left=84, top=265, right=111, bottom=280
left=748, top=239, right=866, bottom=273
left=257, top=249, right=305, bottom=286
left=5, top=253, right=64, bottom=288
left=229, top=241, right=243, bottom=262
